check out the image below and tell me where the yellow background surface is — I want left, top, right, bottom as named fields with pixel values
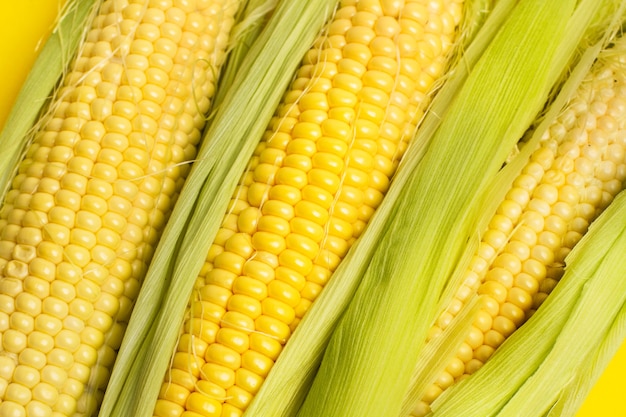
left=0, top=0, right=66, bottom=130
left=0, top=2, right=624, bottom=416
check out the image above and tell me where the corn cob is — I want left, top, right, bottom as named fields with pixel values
left=411, top=32, right=626, bottom=417
left=0, top=0, right=240, bottom=415
left=154, top=0, right=465, bottom=416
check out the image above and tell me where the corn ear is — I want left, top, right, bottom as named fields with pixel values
left=99, top=1, right=338, bottom=416
left=292, top=0, right=612, bottom=416
left=403, top=2, right=626, bottom=414
left=242, top=1, right=519, bottom=416
left=430, top=186, right=626, bottom=417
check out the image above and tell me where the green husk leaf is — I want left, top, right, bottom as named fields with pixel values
left=295, top=1, right=578, bottom=416
left=430, top=189, right=626, bottom=417
left=99, top=1, right=337, bottom=416
left=546, top=301, right=626, bottom=417
left=243, top=1, right=514, bottom=416
left=0, top=0, right=99, bottom=197
left=212, top=0, right=278, bottom=109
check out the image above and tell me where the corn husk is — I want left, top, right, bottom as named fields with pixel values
left=546, top=300, right=626, bottom=417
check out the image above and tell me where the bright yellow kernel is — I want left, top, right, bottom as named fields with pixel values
left=155, top=397, right=185, bottom=417
left=201, top=362, right=235, bottom=390
left=261, top=297, right=296, bottom=324
left=215, top=328, right=249, bottom=355
left=186, top=391, right=222, bottom=416
left=221, top=311, right=255, bottom=334
left=205, top=344, right=241, bottom=371
left=227, top=294, right=262, bottom=319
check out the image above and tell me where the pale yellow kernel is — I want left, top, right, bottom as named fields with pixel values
left=18, top=348, right=46, bottom=372
left=40, top=364, right=67, bottom=391
left=444, top=357, right=465, bottom=379
left=464, top=325, right=483, bottom=350
left=4, top=329, right=28, bottom=353
left=492, top=315, right=517, bottom=339
left=484, top=328, right=505, bottom=349
left=478, top=281, right=507, bottom=305
left=512, top=226, right=537, bottom=247
left=522, top=258, right=547, bottom=280
left=25, top=331, right=53, bottom=356
left=496, top=199, right=522, bottom=223
left=4, top=384, right=31, bottom=406
left=87, top=310, right=113, bottom=333
left=10, top=312, right=34, bottom=334
left=500, top=301, right=526, bottom=328
left=530, top=244, right=554, bottom=265
left=14, top=293, right=41, bottom=317
left=46, top=348, right=74, bottom=370
left=13, top=364, right=40, bottom=389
